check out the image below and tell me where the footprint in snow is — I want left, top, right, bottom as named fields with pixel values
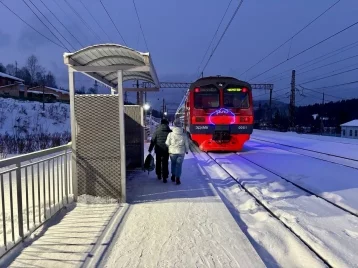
left=344, top=229, right=358, bottom=239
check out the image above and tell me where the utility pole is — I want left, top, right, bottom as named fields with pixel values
left=162, top=98, right=165, bottom=117
left=94, top=80, right=98, bottom=92
left=269, top=87, right=273, bottom=122
left=289, top=70, right=296, bottom=129
left=321, top=91, right=325, bottom=135
left=136, top=80, right=140, bottom=104
left=124, top=91, right=128, bottom=103
left=15, top=61, right=18, bottom=76
left=201, top=72, right=203, bottom=78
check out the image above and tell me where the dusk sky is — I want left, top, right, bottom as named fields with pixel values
left=1, top=0, right=358, bottom=110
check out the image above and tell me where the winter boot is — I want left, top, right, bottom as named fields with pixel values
left=157, top=175, right=162, bottom=180
left=163, top=178, right=168, bottom=183
left=176, top=177, right=181, bottom=185
left=171, top=174, right=175, bottom=182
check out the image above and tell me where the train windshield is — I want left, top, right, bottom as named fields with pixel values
left=223, top=87, right=250, bottom=108
left=194, top=86, right=219, bottom=109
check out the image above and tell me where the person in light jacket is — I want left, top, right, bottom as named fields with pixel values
left=165, top=120, right=189, bottom=185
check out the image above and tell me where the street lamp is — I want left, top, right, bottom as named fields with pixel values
left=164, top=111, right=167, bottom=116
left=143, top=103, right=150, bottom=111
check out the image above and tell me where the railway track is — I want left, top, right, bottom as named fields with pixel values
left=191, top=141, right=358, bottom=267
left=192, top=147, right=332, bottom=268
left=236, top=152, right=358, bottom=217
left=251, top=137, right=358, bottom=163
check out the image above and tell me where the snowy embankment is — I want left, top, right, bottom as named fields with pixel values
left=210, top=151, right=358, bottom=267
left=0, top=98, right=70, bottom=157
left=252, top=129, right=358, bottom=160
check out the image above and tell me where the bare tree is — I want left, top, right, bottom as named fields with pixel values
left=5, top=64, right=15, bottom=75
left=45, top=71, right=57, bottom=88
left=26, top=55, right=41, bottom=85
left=0, top=63, right=6, bottom=73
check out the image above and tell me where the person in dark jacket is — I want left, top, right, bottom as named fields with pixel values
left=148, top=119, right=172, bottom=183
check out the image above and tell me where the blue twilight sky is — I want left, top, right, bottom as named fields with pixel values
left=1, top=0, right=358, bottom=110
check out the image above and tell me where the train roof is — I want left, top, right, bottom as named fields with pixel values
left=190, top=76, right=251, bottom=90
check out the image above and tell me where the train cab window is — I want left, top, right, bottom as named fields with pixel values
left=194, top=86, right=219, bottom=109
left=223, top=87, right=249, bottom=108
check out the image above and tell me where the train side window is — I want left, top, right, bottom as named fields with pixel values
left=355, top=130, right=357, bottom=136
left=342, top=129, right=345, bottom=136
left=350, top=130, right=352, bottom=136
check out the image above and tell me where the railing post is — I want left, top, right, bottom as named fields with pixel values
left=64, top=150, right=69, bottom=204
left=16, top=163, right=24, bottom=239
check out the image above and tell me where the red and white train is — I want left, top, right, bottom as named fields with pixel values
left=176, top=76, right=254, bottom=152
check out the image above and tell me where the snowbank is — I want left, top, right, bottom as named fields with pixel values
left=252, top=129, right=358, bottom=160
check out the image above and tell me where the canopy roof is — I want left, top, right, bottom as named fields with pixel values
left=63, top=44, right=160, bottom=90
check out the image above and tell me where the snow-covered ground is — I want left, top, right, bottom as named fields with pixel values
left=252, top=129, right=358, bottom=160
left=0, top=97, right=70, bottom=136
left=4, top=145, right=266, bottom=268
left=3, top=128, right=358, bottom=267
left=102, top=143, right=265, bottom=268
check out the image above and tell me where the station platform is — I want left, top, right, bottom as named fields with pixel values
left=3, top=149, right=264, bottom=268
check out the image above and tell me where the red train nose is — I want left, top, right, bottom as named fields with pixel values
left=210, top=115, right=235, bottom=125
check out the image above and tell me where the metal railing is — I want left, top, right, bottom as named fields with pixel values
left=0, top=143, right=72, bottom=257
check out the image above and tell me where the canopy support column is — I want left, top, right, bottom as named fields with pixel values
left=68, top=67, right=78, bottom=201
left=117, top=70, right=126, bottom=203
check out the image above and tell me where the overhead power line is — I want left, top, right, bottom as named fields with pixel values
left=298, top=86, right=343, bottom=100
left=249, top=19, right=358, bottom=81
left=304, top=80, right=358, bottom=90
left=80, top=0, right=113, bottom=43
left=240, top=0, right=341, bottom=77
left=262, top=39, right=358, bottom=83
left=196, top=0, right=233, bottom=77
left=133, top=0, right=149, bottom=51
left=100, top=0, right=127, bottom=46
left=0, top=0, right=65, bottom=50
left=28, top=0, right=75, bottom=51
left=200, top=0, right=244, bottom=75
left=21, top=0, right=70, bottom=51
left=63, top=0, right=103, bottom=43
left=270, top=54, right=358, bottom=84
left=39, top=0, right=84, bottom=48
left=289, top=66, right=358, bottom=86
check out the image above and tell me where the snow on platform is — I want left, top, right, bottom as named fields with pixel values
left=2, top=202, right=121, bottom=268
left=3, top=152, right=265, bottom=268
left=102, top=151, right=265, bottom=268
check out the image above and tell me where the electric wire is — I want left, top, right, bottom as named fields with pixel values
left=79, top=0, right=113, bottom=43
left=132, top=0, right=149, bottom=51
left=240, top=0, right=341, bottom=77
left=28, top=0, right=75, bottom=51
left=100, top=0, right=127, bottom=46
left=21, top=0, right=70, bottom=51
left=200, top=0, right=244, bottom=75
left=0, top=0, right=65, bottom=50
left=249, top=20, right=358, bottom=81
left=39, top=0, right=84, bottom=48
left=196, top=0, right=233, bottom=77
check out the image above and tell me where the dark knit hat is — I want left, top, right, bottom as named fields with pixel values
left=161, top=118, right=169, bottom=125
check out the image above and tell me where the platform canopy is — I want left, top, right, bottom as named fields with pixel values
left=63, top=44, right=160, bottom=91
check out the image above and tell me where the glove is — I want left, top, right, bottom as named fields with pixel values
left=186, top=152, right=188, bottom=154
